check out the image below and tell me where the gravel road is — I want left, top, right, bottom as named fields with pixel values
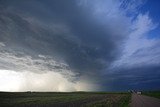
left=131, top=93, right=160, bottom=107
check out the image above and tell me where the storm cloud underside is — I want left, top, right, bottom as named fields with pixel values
left=0, top=0, right=160, bottom=91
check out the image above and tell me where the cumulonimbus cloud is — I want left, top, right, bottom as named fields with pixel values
left=0, top=0, right=159, bottom=91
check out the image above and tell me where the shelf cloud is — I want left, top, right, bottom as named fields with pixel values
left=0, top=0, right=160, bottom=91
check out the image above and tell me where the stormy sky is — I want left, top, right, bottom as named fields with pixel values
left=0, top=0, right=160, bottom=92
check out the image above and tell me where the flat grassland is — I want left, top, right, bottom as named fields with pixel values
left=0, top=92, right=131, bottom=107
left=142, top=91, right=160, bottom=99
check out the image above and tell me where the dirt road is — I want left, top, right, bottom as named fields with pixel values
left=131, top=93, right=160, bottom=107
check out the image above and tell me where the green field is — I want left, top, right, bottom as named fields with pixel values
left=0, top=92, right=131, bottom=107
left=142, top=91, right=160, bottom=99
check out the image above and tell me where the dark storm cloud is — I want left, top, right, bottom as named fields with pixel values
left=0, top=0, right=124, bottom=74
left=1, top=0, right=160, bottom=91
left=102, top=65, right=160, bottom=91
left=35, top=0, right=123, bottom=72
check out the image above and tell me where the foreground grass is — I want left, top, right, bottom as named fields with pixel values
left=142, top=91, right=160, bottom=99
left=0, top=92, right=131, bottom=107
left=85, top=94, right=131, bottom=107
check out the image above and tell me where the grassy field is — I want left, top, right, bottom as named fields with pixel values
left=142, top=91, right=160, bottom=99
left=0, top=92, right=131, bottom=107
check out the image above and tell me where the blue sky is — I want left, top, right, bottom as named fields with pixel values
left=0, top=0, right=160, bottom=92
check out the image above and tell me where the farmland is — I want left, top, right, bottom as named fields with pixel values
left=142, top=91, right=160, bottom=99
left=0, top=92, right=131, bottom=107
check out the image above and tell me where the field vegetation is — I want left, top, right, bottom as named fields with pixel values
left=142, top=91, right=160, bottom=99
left=0, top=92, right=131, bottom=107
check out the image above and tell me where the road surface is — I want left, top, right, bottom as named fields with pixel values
left=131, top=93, right=160, bottom=107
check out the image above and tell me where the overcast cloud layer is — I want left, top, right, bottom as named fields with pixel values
left=0, top=0, right=160, bottom=91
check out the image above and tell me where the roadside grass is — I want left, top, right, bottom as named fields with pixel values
left=84, top=93, right=131, bottom=107
left=142, top=91, right=160, bottom=99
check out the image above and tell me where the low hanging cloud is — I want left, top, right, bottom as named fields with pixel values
left=0, top=43, right=99, bottom=92
left=0, top=1, right=128, bottom=77
left=0, top=0, right=160, bottom=91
